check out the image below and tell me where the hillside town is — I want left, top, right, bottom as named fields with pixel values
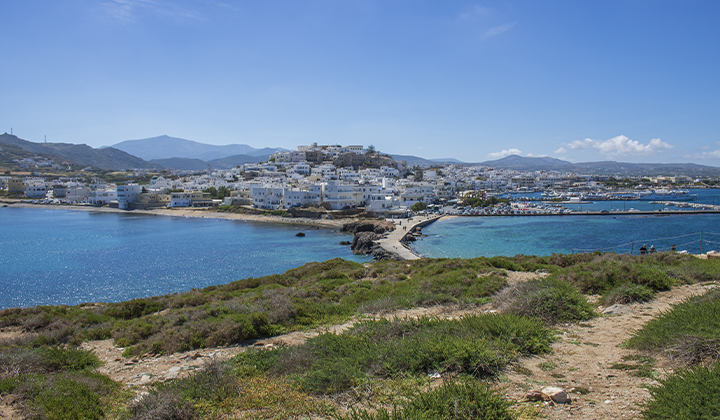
left=0, top=143, right=713, bottom=217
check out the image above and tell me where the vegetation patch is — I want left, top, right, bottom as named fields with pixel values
left=235, top=314, right=553, bottom=395
left=609, top=355, right=656, bottom=378
left=0, top=346, right=118, bottom=420
left=641, top=362, right=720, bottom=419
left=626, top=288, right=720, bottom=366
left=338, top=380, right=513, bottom=420
left=495, top=278, right=596, bottom=325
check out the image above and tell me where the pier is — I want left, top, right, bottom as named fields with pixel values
left=376, top=215, right=442, bottom=260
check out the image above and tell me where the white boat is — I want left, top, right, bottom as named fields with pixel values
left=635, top=189, right=697, bottom=201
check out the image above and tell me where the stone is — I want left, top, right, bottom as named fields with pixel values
left=339, top=241, right=352, bottom=245
left=351, top=231, right=380, bottom=254
left=525, top=390, right=550, bottom=402
left=541, top=386, right=569, bottom=403
left=602, top=304, right=633, bottom=315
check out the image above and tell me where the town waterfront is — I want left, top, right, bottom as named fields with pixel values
left=0, top=207, right=368, bottom=309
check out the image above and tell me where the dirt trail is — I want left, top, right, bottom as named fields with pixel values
left=502, top=282, right=714, bottom=420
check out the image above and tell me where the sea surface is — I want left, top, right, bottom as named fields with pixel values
left=411, top=189, right=720, bottom=258
left=0, top=208, right=368, bottom=309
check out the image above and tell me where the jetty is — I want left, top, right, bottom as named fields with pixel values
left=376, top=215, right=442, bottom=260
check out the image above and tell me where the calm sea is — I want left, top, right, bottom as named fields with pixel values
left=411, top=189, right=720, bottom=259
left=0, top=208, right=368, bottom=309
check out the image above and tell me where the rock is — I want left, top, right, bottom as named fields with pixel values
left=341, top=220, right=395, bottom=235
left=339, top=241, right=352, bottom=246
left=351, top=231, right=381, bottom=254
left=371, top=246, right=403, bottom=262
left=541, top=386, right=569, bottom=403
left=295, top=232, right=305, bottom=237
left=525, top=390, right=551, bottom=402
left=602, top=304, right=633, bottom=315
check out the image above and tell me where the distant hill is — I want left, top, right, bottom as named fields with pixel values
left=149, top=158, right=209, bottom=171
left=110, top=135, right=287, bottom=161
left=389, top=154, right=464, bottom=167
left=478, top=154, right=720, bottom=176
left=208, top=154, right=270, bottom=169
left=480, top=155, right=573, bottom=171
left=0, top=134, right=159, bottom=171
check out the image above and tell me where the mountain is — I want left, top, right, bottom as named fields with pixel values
left=149, top=158, right=210, bottom=171
left=110, top=135, right=287, bottom=161
left=389, top=154, right=464, bottom=167
left=0, top=133, right=159, bottom=171
left=208, top=154, right=270, bottom=169
left=478, top=154, right=720, bottom=176
left=480, top=155, right=573, bottom=171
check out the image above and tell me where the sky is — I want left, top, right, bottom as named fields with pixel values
left=2, top=0, right=720, bottom=165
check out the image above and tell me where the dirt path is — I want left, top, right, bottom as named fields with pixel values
left=501, top=282, right=714, bottom=420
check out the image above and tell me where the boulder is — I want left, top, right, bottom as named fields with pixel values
left=341, top=220, right=395, bottom=235
left=339, top=241, right=352, bottom=246
left=525, top=390, right=550, bottom=402
left=541, top=386, right=569, bottom=403
left=351, top=231, right=380, bottom=254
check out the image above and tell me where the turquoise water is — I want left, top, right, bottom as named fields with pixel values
left=412, top=189, right=720, bottom=259
left=411, top=213, right=720, bottom=258
left=0, top=208, right=367, bottom=309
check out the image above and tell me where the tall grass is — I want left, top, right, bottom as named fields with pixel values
left=626, top=288, right=720, bottom=366
left=338, top=381, right=513, bottom=420
left=235, top=314, right=553, bottom=394
left=641, top=362, right=720, bottom=419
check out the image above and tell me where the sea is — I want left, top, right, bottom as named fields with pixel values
left=2, top=188, right=719, bottom=309
left=0, top=208, right=368, bottom=309
left=411, top=189, right=720, bottom=259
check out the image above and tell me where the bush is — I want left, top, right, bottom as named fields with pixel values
left=603, top=283, right=655, bottom=305
left=627, top=289, right=720, bottom=366
left=641, top=362, right=720, bottom=419
left=235, top=314, right=553, bottom=394
left=339, top=381, right=513, bottom=420
left=496, top=279, right=596, bottom=325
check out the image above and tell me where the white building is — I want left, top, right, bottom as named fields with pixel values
left=88, top=189, right=117, bottom=205
left=170, top=192, right=191, bottom=207
left=251, top=186, right=285, bottom=209
left=117, top=184, right=142, bottom=210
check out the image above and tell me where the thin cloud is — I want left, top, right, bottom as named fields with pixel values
left=488, top=148, right=522, bottom=159
left=103, top=0, right=204, bottom=24
left=480, top=21, right=517, bottom=42
left=687, top=150, right=720, bottom=159
left=564, top=135, right=673, bottom=157
left=460, top=6, right=492, bottom=20
left=526, top=153, right=548, bottom=158
left=554, top=147, right=567, bottom=155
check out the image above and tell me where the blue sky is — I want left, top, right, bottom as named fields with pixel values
left=2, top=0, right=719, bottom=165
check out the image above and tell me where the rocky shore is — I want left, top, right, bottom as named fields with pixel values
left=340, top=219, right=404, bottom=260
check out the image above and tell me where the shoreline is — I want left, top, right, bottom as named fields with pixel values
left=0, top=200, right=350, bottom=229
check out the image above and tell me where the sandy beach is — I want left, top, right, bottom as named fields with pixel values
left=0, top=200, right=349, bottom=229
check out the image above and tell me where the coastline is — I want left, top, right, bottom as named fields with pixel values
left=0, top=200, right=349, bottom=229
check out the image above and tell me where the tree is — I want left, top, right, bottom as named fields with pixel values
left=367, top=145, right=376, bottom=154
left=217, top=186, right=231, bottom=199
left=203, top=187, right=218, bottom=198
left=411, top=201, right=427, bottom=212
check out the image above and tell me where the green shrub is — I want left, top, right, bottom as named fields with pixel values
left=627, top=289, right=720, bottom=366
left=641, top=362, right=720, bottom=419
left=498, top=278, right=596, bottom=325
left=603, top=283, right=655, bottom=305
left=338, top=381, right=512, bottom=420
left=235, top=314, right=553, bottom=394
left=12, top=371, right=118, bottom=420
